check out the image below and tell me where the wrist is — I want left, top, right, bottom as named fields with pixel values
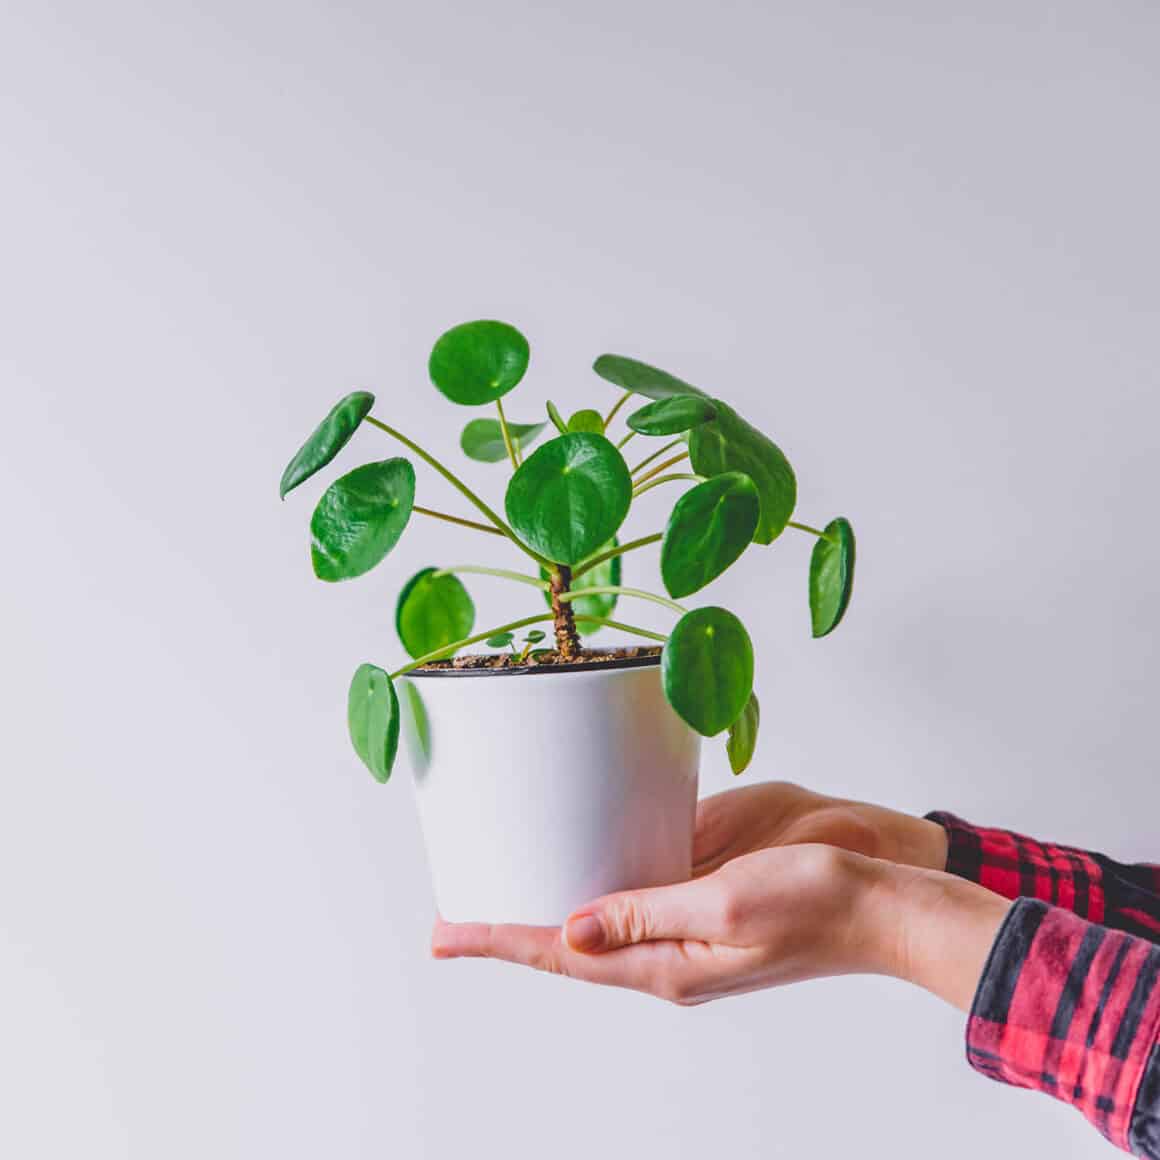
left=859, top=860, right=1011, bottom=1011
left=859, top=804, right=948, bottom=872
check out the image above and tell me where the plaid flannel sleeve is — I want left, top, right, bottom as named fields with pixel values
left=926, top=812, right=1160, bottom=941
left=969, top=899, right=1160, bottom=1155
left=926, top=814, right=1160, bottom=1154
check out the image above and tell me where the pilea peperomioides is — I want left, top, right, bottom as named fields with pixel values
left=280, top=320, right=856, bottom=783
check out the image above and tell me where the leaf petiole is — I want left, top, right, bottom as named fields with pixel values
left=495, top=398, right=519, bottom=469
left=572, top=532, right=663, bottom=579
left=572, top=615, right=668, bottom=642
left=632, top=451, right=691, bottom=489
left=787, top=520, right=836, bottom=542
left=602, top=392, right=632, bottom=431
left=559, top=585, right=687, bottom=615
left=389, top=614, right=556, bottom=678
left=413, top=505, right=505, bottom=536
left=629, top=439, right=685, bottom=477
left=631, top=473, right=704, bottom=499
left=365, top=415, right=551, bottom=567
left=432, top=565, right=549, bottom=590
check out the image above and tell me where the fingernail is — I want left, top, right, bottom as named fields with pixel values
left=565, top=913, right=605, bottom=952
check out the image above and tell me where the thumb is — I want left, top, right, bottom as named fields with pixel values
left=564, top=876, right=723, bottom=953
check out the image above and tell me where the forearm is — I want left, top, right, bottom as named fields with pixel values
left=857, top=861, right=1160, bottom=1156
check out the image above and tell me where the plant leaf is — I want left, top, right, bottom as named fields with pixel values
left=726, top=693, right=760, bottom=775
left=395, top=568, right=475, bottom=660
left=401, top=682, right=432, bottom=772
left=661, top=607, right=754, bottom=737
left=627, top=395, right=717, bottom=436
left=505, top=433, right=632, bottom=564
left=809, top=517, right=856, bottom=638
left=540, top=539, right=622, bottom=635
left=524, top=629, right=546, bottom=643
left=310, top=458, right=415, bottom=581
left=660, top=472, right=759, bottom=598
left=460, top=417, right=546, bottom=463
left=279, top=391, right=374, bottom=499
left=567, top=409, right=604, bottom=434
left=429, top=320, right=530, bottom=406
left=546, top=400, right=568, bottom=434
left=348, top=663, right=399, bottom=783
left=688, top=401, right=796, bottom=544
left=592, top=354, right=708, bottom=400
left=486, top=632, right=514, bottom=648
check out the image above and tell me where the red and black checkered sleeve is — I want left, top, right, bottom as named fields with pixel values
left=927, top=813, right=1160, bottom=942
left=969, top=899, right=1160, bottom=1155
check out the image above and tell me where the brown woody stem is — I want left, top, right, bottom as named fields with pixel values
left=549, top=566, right=582, bottom=660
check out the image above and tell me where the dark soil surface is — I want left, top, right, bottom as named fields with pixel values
left=418, top=645, right=661, bottom=671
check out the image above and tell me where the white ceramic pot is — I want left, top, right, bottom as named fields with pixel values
left=401, top=655, right=701, bottom=925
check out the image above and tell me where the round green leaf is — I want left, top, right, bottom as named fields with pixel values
left=505, top=433, right=632, bottom=564
left=660, top=472, right=759, bottom=598
left=460, top=417, right=546, bottom=463
left=592, top=354, right=708, bottom=400
left=524, top=629, right=546, bottom=643
left=429, top=320, right=530, bottom=406
left=567, top=409, right=604, bottom=434
left=348, top=663, right=399, bottom=783
left=279, top=391, right=374, bottom=499
left=809, top=517, right=856, bottom=638
left=688, top=401, right=796, bottom=544
left=661, top=607, right=754, bottom=737
left=310, top=458, right=415, bottom=581
left=546, top=400, right=568, bottom=434
left=540, top=539, right=622, bottom=635
left=395, top=568, right=475, bottom=660
left=726, top=693, right=760, bottom=775
left=486, top=632, right=514, bottom=648
left=627, top=395, right=717, bottom=436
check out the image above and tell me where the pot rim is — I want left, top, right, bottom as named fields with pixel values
left=403, top=653, right=661, bottom=679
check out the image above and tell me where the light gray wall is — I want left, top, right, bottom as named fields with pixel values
left=3, top=2, right=1157, bottom=1156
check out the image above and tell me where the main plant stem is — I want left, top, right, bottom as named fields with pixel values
left=549, top=566, right=582, bottom=660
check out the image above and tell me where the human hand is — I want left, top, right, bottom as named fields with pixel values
left=691, top=781, right=948, bottom=878
left=432, top=841, right=1008, bottom=1010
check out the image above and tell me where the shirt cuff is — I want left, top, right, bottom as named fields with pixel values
left=926, top=811, right=1106, bottom=923
left=967, top=898, right=1160, bottom=1153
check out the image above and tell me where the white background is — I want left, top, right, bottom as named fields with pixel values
left=3, top=2, right=1157, bottom=1156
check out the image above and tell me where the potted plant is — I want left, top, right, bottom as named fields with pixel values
left=279, top=320, right=855, bottom=923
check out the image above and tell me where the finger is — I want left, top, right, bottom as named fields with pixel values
left=432, top=918, right=557, bottom=962
left=432, top=917, right=722, bottom=999
left=563, top=874, right=725, bottom=953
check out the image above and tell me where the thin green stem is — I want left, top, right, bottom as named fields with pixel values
left=413, top=505, right=505, bottom=537
left=787, top=520, right=832, bottom=540
left=432, top=565, right=549, bottom=591
left=603, top=392, right=631, bottom=431
left=632, top=451, right=690, bottom=488
left=572, top=532, right=663, bottom=579
left=389, top=614, right=555, bottom=678
left=365, top=415, right=550, bottom=567
left=558, top=585, right=687, bottom=615
left=495, top=399, right=519, bottom=469
left=629, top=439, right=684, bottom=477
left=632, top=473, right=703, bottom=498
left=616, top=430, right=638, bottom=450
left=572, top=615, right=668, bottom=643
